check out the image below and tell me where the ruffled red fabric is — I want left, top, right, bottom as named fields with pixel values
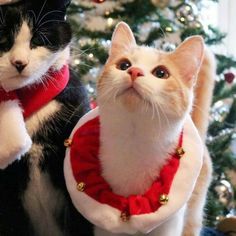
left=0, top=89, right=17, bottom=101
left=0, top=65, right=69, bottom=119
left=70, top=116, right=183, bottom=216
left=17, top=65, right=69, bottom=118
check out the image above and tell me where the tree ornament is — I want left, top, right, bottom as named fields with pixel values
left=92, top=0, right=105, bottom=3
left=175, top=2, right=198, bottom=24
left=188, top=19, right=202, bottom=29
left=90, top=97, right=97, bottom=109
left=151, top=0, right=170, bottom=9
left=224, top=72, right=235, bottom=84
left=214, top=175, right=235, bottom=215
left=160, top=41, right=176, bottom=52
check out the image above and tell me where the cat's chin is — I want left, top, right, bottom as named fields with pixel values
left=119, top=87, right=144, bottom=111
left=1, top=75, right=33, bottom=91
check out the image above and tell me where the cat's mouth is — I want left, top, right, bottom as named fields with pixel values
left=121, top=86, right=141, bottom=96
left=9, top=75, right=28, bottom=80
left=118, top=86, right=144, bottom=101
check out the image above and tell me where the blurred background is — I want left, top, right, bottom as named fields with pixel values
left=67, top=0, right=236, bottom=235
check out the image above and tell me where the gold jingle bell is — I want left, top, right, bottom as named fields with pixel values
left=176, top=147, right=185, bottom=158
left=64, top=138, right=72, bottom=147
left=77, top=182, right=86, bottom=192
left=120, top=212, right=130, bottom=222
left=159, top=194, right=169, bottom=205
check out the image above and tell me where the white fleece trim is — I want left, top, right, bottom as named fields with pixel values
left=0, top=100, right=32, bottom=169
left=64, top=108, right=203, bottom=234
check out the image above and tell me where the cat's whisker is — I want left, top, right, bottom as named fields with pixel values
left=113, top=87, right=121, bottom=103
left=38, top=31, right=52, bottom=45
left=99, top=87, right=116, bottom=104
left=156, top=99, right=172, bottom=130
left=38, top=33, right=46, bottom=46
left=35, top=0, right=48, bottom=24
left=70, top=43, right=102, bottom=57
left=192, top=104, right=209, bottom=116
left=37, top=10, right=64, bottom=27
left=36, top=19, right=65, bottom=31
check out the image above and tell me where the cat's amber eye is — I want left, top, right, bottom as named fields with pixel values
left=152, top=65, right=170, bottom=79
left=116, top=59, right=132, bottom=71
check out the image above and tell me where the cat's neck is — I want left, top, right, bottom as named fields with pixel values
left=99, top=105, right=185, bottom=197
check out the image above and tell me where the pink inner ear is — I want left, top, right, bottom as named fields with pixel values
left=170, top=36, right=204, bottom=84
left=110, top=22, right=136, bottom=57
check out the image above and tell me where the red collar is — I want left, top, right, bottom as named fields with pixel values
left=0, top=65, right=69, bottom=119
left=17, top=65, right=69, bottom=118
left=70, top=116, right=183, bottom=217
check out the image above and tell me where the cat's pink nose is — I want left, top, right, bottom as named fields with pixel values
left=128, top=67, right=144, bottom=81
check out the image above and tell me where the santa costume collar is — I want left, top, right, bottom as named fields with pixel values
left=0, top=65, right=69, bottom=119
left=64, top=108, right=203, bottom=234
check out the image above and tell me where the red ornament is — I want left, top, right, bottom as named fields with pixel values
left=90, top=98, right=97, bottom=109
left=92, top=0, right=106, bottom=3
left=224, top=72, right=235, bottom=84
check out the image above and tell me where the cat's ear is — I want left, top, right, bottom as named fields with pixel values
left=109, top=22, right=136, bottom=57
left=171, top=36, right=204, bottom=86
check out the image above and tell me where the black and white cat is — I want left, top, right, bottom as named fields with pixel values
left=0, top=1, right=92, bottom=235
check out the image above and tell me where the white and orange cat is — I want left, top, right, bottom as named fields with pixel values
left=64, top=22, right=215, bottom=236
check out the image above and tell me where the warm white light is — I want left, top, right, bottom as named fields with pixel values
left=74, top=59, right=80, bottom=65
left=107, top=17, right=114, bottom=27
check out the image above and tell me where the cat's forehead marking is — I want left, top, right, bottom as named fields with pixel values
left=15, top=21, right=31, bottom=44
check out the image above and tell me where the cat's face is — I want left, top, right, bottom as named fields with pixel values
left=0, top=1, right=71, bottom=91
left=98, top=22, right=204, bottom=119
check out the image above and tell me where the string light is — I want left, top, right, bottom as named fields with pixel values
left=107, top=17, right=114, bottom=27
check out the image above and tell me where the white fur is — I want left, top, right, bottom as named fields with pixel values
left=99, top=103, right=184, bottom=196
left=23, top=100, right=64, bottom=236
left=64, top=108, right=203, bottom=235
left=26, top=100, right=61, bottom=137
left=0, top=100, right=31, bottom=169
left=22, top=144, right=64, bottom=236
left=0, top=21, right=70, bottom=92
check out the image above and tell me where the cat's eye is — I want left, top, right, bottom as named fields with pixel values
left=152, top=65, right=170, bottom=79
left=31, top=34, right=45, bottom=47
left=0, top=36, right=8, bottom=45
left=117, top=59, right=132, bottom=71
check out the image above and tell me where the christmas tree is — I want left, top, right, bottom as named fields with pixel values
left=67, top=0, right=236, bottom=228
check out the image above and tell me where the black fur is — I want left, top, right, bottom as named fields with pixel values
left=0, top=1, right=94, bottom=235
left=0, top=1, right=72, bottom=52
left=0, top=73, right=93, bottom=236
